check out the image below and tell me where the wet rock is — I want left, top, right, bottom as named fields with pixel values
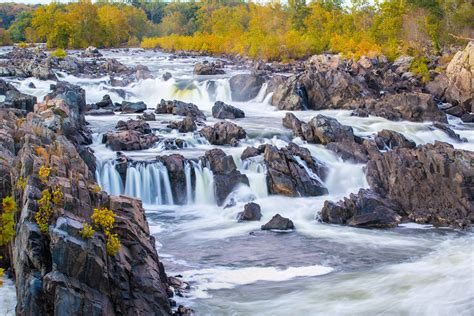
left=263, top=143, right=327, bottom=197
left=162, top=72, right=172, bottom=81
left=159, top=154, right=188, bottom=205
left=320, top=189, right=401, bottom=228
left=374, top=129, right=416, bottom=150
left=461, top=113, right=474, bottom=123
left=261, top=214, right=294, bottom=230
left=241, top=146, right=260, bottom=160
left=445, top=42, right=473, bottom=114
left=201, top=121, right=246, bottom=145
left=167, top=117, right=197, bottom=133
left=237, top=202, right=262, bottom=221
left=365, top=92, right=447, bottom=123
left=175, top=305, right=193, bottom=316
left=82, top=46, right=102, bottom=58
left=366, top=141, right=474, bottom=228
left=305, top=115, right=355, bottom=145
left=203, top=149, right=249, bottom=206
left=156, top=99, right=206, bottom=121
left=3, top=88, right=37, bottom=113
left=392, top=55, right=414, bottom=74
left=193, top=61, right=225, bottom=75
left=85, top=109, right=115, bottom=116
left=121, top=100, right=147, bottom=113
left=212, top=101, right=245, bottom=119
left=282, top=113, right=303, bottom=137
left=103, top=119, right=159, bottom=151
left=325, top=139, right=376, bottom=163
left=137, top=111, right=156, bottom=121
left=229, top=74, right=265, bottom=101
left=95, top=94, right=114, bottom=109
left=433, top=122, right=466, bottom=142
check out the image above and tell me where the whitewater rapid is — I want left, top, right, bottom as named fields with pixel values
left=3, top=48, right=474, bottom=316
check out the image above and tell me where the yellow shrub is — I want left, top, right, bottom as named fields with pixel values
left=105, top=232, right=121, bottom=256
left=38, top=165, right=51, bottom=184
left=91, top=184, right=101, bottom=194
left=0, top=196, right=18, bottom=246
left=35, top=189, right=52, bottom=233
left=91, top=207, right=115, bottom=232
left=17, top=177, right=27, bottom=191
left=51, top=48, right=67, bottom=59
left=80, top=223, right=95, bottom=239
left=52, top=186, right=63, bottom=205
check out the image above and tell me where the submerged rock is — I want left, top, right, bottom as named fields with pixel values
left=137, top=111, right=156, bottom=121
left=261, top=214, right=294, bottom=230
left=212, top=101, right=245, bottom=119
left=321, top=189, right=401, bottom=228
left=167, top=117, right=197, bottom=133
left=374, top=129, right=416, bottom=150
left=237, top=202, right=262, bottom=221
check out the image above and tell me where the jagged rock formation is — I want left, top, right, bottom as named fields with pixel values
left=200, top=121, right=247, bottom=146
left=0, top=83, right=172, bottom=314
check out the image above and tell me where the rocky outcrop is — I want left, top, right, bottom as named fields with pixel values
left=121, top=100, right=147, bottom=113
left=193, top=61, right=225, bottom=75
left=200, top=121, right=246, bottom=146
left=212, top=101, right=245, bottom=119
left=321, top=189, right=401, bottom=228
left=262, top=143, right=328, bottom=197
left=241, top=146, right=260, bottom=160
left=433, top=122, right=466, bottom=143
left=229, top=74, right=265, bottom=101
left=156, top=99, right=206, bottom=121
left=95, top=94, right=115, bottom=110
left=102, top=119, right=160, bottom=151
left=167, top=117, right=197, bottom=133
left=202, top=149, right=249, bottom=206
left=366, top=142, right=474, bottom=228
left=237, top=202, right=262, bottom=221
left=0, top=94, right=171, bottom=314
left=261, top=214, right=294, bottom=230
left=137, top=111, right=156, bottom=121
left=159, top=154, right=188, bottom=205
left=445, top=42, right=473, bottom=118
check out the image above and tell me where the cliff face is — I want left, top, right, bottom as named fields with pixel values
left=0, top=82, right=171, bottom=315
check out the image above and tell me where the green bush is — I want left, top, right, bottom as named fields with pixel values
left=51, top=48, right=67, bottom=59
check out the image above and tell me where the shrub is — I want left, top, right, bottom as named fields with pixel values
left=410, top=56, right=430, bottom=83
left=80, top=223, right=95, bottom=239
left=91, top=207, right=115, bottom=231
left=16, top=177, right=27, bottom=191
left=0, top=196, right=18, bottom=246
left=35, top=189, right=52, bottom=233
left=38, top=164, right=51, bottom=184
left=52, top=186, right=63, bottom=205
left=105, top=232, right=121, bottom=256
left=51, top=48, right=67, bottom=59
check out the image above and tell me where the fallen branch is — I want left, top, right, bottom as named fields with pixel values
left=448, top=33, right=474, bottom=41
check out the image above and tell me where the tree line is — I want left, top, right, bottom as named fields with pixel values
left=0, top=0, right=472, bottom=61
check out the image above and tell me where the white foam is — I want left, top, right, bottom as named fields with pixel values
left=179, top=264, right=334, bottom=298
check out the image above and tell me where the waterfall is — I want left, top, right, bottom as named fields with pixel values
left=240, top=157, right=269, bottom=198
left=124, top=162, right=174, bottom=205
left=95, top=159, right=123, bottom=196
left=192, top=161, right=216, bottom=205
left=184, top=161, right=193, bottom=204
left=293, top=155, right=324, bottom=183
left=253, top=82, right=269, bottom=103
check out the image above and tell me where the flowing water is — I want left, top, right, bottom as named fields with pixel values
left=2, top=48, right=474, bottom=316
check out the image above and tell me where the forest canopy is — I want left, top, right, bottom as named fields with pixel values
left=0, top=0, right=472, bottom=61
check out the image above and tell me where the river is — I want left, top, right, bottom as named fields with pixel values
left=2, top=48, right=473, bottom=316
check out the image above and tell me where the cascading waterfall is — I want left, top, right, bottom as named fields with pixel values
left=95, top=159, right=123, bottom=196
left=252, top=82, right=269, bottom=103
left=293, top=155, right=324, bottom=184
left=184, top=161, right=193, bottom=204
left=192, top=161, right=216, bottom=205
left=240, top=158, right=269, bottom=198
left=124, top=162, right=174, bottom=205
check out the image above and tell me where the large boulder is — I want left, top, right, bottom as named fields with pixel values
left=193, top=61, right=225, bottom=75
left=305, top=115, right=355, bottom=145
left=365, top=92, right=447, bottom=122
left=0, top=79, right=37, bottom=113
left=366, top=141, right=474, bottom=228
left=121, top=101, right=147, bottom=113
left=203, top=149, right=249, bottom=206
left=156, top=99, right=206, bottom=121
left=200, top=121, right=246, bottom=146
left=229, top=74, right=265, bottom=101
left=374, top=129, right=416, bottom=150
left=237, top=202, right=262, bottom=221
left=445, top=42, right=473, bottom=114
left=261, top=214, right=294, bottom=230
left=321, top=189, right=401, bottom=228
left=102, top=119, right=159, bottom=151
left=212, top=101, right=245, bottom=119
left=159, top=154, right=188, bottom=205
left=262, top=143, right=327, bottom=197
left=167, top=117, right=197, bottom=133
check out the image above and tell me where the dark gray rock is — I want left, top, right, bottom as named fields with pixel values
left=261, top=214, right=294, bottom=230
left=229, top=74, right=265, bottom=101
left=237, top=202, right=262, bottom=221
left=212, top=101, right=245, bottom=119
